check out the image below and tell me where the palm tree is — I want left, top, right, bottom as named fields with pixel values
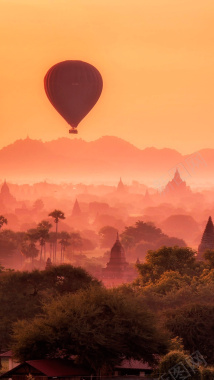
left=37, top=220, right=52, bottom=263
left=48, top=210, right=65, bottom=263
left=22, top=228, right=39, bottom=266
left=59, top=231, right=71, bottom=263
left=21, top=242, right=39, bottom=266
left=0, top=215, right=7, bottom=230
left=0, top=229, right=17, bottom=267
left=48, top=232, right=56, bottom=262
left=14, top=231, right=27, bottom=266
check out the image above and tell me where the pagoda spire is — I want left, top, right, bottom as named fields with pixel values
left=162, top=168, right=191, bottom=197
left=117, top=178, right=126, bottom=193
left=198, top=216, right=214, bottom=259
left=106, top=233, right=128, bottom=271
left=72, top=199, right=81, bottom=217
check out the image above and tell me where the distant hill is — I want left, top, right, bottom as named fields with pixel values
left=0, top=136, right=212, bottom=186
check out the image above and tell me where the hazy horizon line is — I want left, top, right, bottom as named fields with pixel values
left=1, top=134, right=214, bottom=156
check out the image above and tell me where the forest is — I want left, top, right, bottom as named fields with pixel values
left=0, top=244, right=214, bottom=379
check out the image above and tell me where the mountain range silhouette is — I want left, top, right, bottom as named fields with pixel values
left=0, top=136, right=212, bottom=185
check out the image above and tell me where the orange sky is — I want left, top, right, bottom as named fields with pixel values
left=0, top=0, right=214, bottom=153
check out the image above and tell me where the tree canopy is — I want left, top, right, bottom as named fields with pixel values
left=120, top=220, right=186, bottom=260
left=136, top=246, right=198, bottom=284
left=0, top=264, right=100, bottom=351
left=0, top=215, right=7, bottom=229
left=12, top=286, right=168, bottom=373
left=165, top=303, right=214, bottom=364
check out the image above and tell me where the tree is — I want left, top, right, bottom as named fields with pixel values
left=12, top=287, right=168, bottom=373
left=157, top=350, right=200, bottom=380
left=69, top=232, right=82, bottom=253
left=0, top=264, right=100, bottom=351
left=33, top=199, right=44, bottom=212
left=156, top=236, right=186, bottom=249
left=48, top=232, right=56, bottom=262
left=37, top=220, right=52, bottom=262
left=164, top=304, right=214, bottom=364
left=0, top=215, right=7, bottom=230
left=21, top=228, right=40, bottom=264
left=121, top=221, right=165, bottom=248
left=200, top=268, right=214, bottom=284
left=133, top=237, right=186, bottom=263
left=48, top=210, right=65, bottom=263
left=204, top=250, right=214, bottom=268
left=21, top=242, right=39, bottom=264
left=144, top=271, right=192, bottom=295
left=0, top=229, right=17, bottom=261
left=0, top=230, right=28, bottom=267
left=0, top=270, right=44, bottom=351
left=120, top=221, right=187, bottom=261
left=99, top=226, right=118, bottom=248
left=58, top=231, right=70, bottom=263
left=136, top=246, right=197, bottom=285
left=43, top=264, right=100, bottom=294
left=200, top=367, right=214, bottom=379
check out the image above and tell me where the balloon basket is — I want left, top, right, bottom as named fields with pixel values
left=69, top=128, right=78, bottom=134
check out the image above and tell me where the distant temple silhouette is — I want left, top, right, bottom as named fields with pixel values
left=72, top=199, right=81, bottom=217
left=117, top=178, right=127, bottom=193
left=198, top=216, right=214, bottom=259
left=0, top=181, right=16, bottom=206
left=163, top=169, right=191, bottom=197
left=102, top=233, right=137, bottom=286
left=105, top=232, right=128, bottom=275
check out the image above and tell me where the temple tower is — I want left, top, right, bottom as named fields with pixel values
left=72, top=199, right=81, bottom=217
left=0, top=181, right=16, bottom=205
left=163, top=169, right=191, bottom=197
left=198, top=216, right=214, bottom=259
left=117, top=178, right=126, bottom=193
left=103, top=233, right=128, bottom=279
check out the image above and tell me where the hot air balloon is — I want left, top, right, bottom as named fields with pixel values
left=44, top=60, right=103, bottom=134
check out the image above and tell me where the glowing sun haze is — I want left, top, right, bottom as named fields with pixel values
left=0, top=0, right=214, bottom=153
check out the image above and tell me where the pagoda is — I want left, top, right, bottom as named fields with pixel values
left=162, top=169, right=191, bottom=197
left=117, top=178, right=127, bottom=193
left=198, top=216, right=214, bottom=259
left=0, top=181, right=16, bottom=206
left=102, top=234, right=138, bottom=286
left=72, top=199, right=81, bottom=217
left=103, top=233, right=128, bottom=278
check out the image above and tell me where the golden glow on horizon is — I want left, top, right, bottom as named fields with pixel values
left=0, top=0, right=214, bottom=153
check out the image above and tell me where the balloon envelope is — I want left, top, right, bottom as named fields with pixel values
left=44, top=60, right=103, bottom=133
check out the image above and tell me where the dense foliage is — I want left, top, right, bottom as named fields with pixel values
left=12, top=286, right=168, bottom=373
left=1, top=238, right=214, bottom=373
left=0, top=264, right=100, bottom=351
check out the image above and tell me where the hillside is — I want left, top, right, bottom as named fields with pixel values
left=0, top=136, right=211, bottom=185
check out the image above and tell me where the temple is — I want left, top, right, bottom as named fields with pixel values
left=198, top=216, right=214, bottom=260
left=162, top=169, right=191, bottom=198
left=0, top=181, right=16, bottom=208
left=72, top=199, right=81, bottom=217
left=102, top=233, right=137, bottom=286
left=117, top=178, right=127, bottom=193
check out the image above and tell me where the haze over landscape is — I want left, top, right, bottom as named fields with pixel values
left=0, top=136, right=212, bottom=187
